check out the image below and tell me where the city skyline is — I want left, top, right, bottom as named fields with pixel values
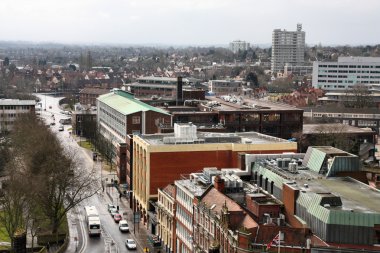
left=0, top=0, right=379, bottom=46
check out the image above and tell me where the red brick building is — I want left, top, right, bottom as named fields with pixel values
left=132, top=123, right=297, bottom=234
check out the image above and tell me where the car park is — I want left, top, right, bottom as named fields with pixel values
left=113, top=213, right=122, bottom=223
left=125, top=239, right=137, bottom=250
left=118, top=220, right=129, bottom=232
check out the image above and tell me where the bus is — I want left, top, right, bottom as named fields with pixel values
left=84, top=206, right=101, bottom=236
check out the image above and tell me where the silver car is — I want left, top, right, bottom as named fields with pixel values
left=118, top=220, right=129, bottom=232
left=125, top=239, right=136, bottom=250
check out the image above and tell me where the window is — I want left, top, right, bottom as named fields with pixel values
left=132, top=116, right=140, bottom=124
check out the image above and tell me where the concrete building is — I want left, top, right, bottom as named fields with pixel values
left=157, top=184, right=176, bottom=253
left=161, top=96, right=304, bottom=139
left=229, top=40, right=250, bottom=54
left=299, top=123, right=376, bottom=158
left=208, top=80, right=243, bottom=96
left=128, top=76, right=190, bottom=100
left=271, top=24, right=305, bottom=73
left=96, top=89, right=171, bottom=184
left=312, top=57, right=380, bottom=93
left=0, top=99, right=36, bottom=133
left=132, top=123, right=297, bottom=232
left=303, top=107, right=380, bottom=134
left=71, top=110, right=97, bottom=137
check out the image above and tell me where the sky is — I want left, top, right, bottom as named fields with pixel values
left=0, top=0, right=379, bottom=46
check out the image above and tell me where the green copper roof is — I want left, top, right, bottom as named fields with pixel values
left=97, top=90, right=170, bottom=116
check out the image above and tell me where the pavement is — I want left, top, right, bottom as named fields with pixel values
left=64, top=135, right=162, bottom=253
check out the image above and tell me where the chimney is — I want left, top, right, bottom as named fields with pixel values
left=214, top=175, right=225, bottom=193
left=177, top=76, right=183, bottom=105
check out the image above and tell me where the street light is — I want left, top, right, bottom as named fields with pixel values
left=99, top=157, right=104, bottom=192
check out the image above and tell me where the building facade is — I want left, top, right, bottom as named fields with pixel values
left=157, top=184, right=176, bottom=253
left=97, top=89, right=171, bottom=184
left=0, top=99, right=36, bottom=133
left=312, top=57, right=380, bottom=92
left=208, top=80, right=243, bottom=96
left=271, top=24, right=305, bottom=73
left=229, top=40, right=250, bottom=54
left=128, top=77, right=190, bottom=99
left=132, top=123, right=297, bottom=233
left=79, top=87, right=109, bottom=106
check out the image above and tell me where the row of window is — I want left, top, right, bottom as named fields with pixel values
left=319, top=74, right=380, bottom=78
left=158, top=192, right=174, bottom=214
left=176, top=187, right=193, bottom=213
left=319, top=65, right=380, bottom=69
left=99, top=103, right=126, bottom=140
left=176, top=223, right=191, bottom=253
left=0, top=105, right=30, bottom=110
left=176, top=205, right=192, bottom=230
left=0, top=113, right=16, bottom=118
left=0, top=121, right=15, bottom=125
left=194, top=208, right=215, bottom=235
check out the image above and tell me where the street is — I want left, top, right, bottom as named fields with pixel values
left=36, top=94, right=153, bottom=253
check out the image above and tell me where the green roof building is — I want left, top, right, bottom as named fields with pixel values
left=97, top=89, right=172, bottom=185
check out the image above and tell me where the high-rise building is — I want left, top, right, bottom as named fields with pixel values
left=271, top=24, right=305, bottom=73
left=229, top=40, right=250, bottom=54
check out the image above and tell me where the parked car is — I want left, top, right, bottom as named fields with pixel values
left=110, top=208, right=119, bottom=217
left=107, top=204, right=117, bottom=212
left=113, top=213, right=122, bottom=223
left=50, top=122, right=56, bottom=126
left=125, top=239, right=137, bottom=250
left=58, top=125, right=64, bottom=131
left=118, top=220, right=129, bottom=232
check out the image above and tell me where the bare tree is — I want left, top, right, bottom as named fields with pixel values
left=342, top=84, right=373, bottom=108
left=9, top=113, right=100, bottom=236
left=0, top=160, right=28, bottom=248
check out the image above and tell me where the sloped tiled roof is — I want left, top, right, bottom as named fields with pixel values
left=202, top=188, right=258, bottom=229
left=162, top=184, right=175, bottom=199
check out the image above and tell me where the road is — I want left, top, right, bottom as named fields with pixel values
left=36, top=94, right=145, bottom=253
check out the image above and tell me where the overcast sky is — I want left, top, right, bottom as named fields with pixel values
left=0, top=0, right=379, bottom=46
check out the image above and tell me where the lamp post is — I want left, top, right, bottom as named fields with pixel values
left=99, top=157, right=104, bottom=192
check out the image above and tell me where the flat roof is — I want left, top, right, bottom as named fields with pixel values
left=296, top=177, right=380, bottom=213
left=176, top=179, right=209, bottom=197
left=139, top=131, right=290, bottom=146
left=207, top=97, right=303, bottom=112
left=136, top=76, right=189, bottom=82
left=303, top=124, right=375, bottom=135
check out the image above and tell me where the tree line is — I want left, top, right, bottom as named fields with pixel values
left=0, top=113, right=99, bottom=250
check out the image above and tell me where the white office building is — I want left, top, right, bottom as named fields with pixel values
left=312, top=57, right=380, bottom=92
left=271, top=24, right=305, bottom=73
left=229, top=40, right=250, bottom=54
left=0, top=99, right=36, bottom=132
